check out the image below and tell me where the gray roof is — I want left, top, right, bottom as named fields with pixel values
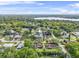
left=17, top=43, right=24, bottom=49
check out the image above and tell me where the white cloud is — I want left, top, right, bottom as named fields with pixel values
left=22, top=1, right=36, bottom=4
left=0, top=1, right=21, bottom=5
left=0, top=0, right=35, bottom=1
left=0, top=9, right=79, bottom=14
left=37, top=3, right=44, bottom=5
left=58, top=9, right=79, bottom=14
left=23, top=1, right=44, bottom=5
left=0, top=1, right=32, bottom=5
left=0, top=1, right=44, bottom=5
left=0, top=10, right=33, bottom=14
left=50, top=8, right=79, bottom=14
left=0, top=1, right=78, bottom=14
left=70, top=3, right=79, bottom=8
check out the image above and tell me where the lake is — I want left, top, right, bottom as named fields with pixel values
left=34, top=17, right=79, bottom=21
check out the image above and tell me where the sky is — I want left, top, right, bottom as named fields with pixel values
left=0, top=1, right=79, bottom=14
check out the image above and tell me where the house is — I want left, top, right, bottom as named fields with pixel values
left=43, top=31, right=51, bottom=36
left=61, top=31, right=69, bottom=38
left=72, top=32, right=79, bottom=38
left=4, top=30, right=17, bottom=36
left=4, top=30, right=15, bottom=36
left=3, top=43, right=14, bottom=48
left=63, top=40, right=69, bottom=43
left=34, top=32, right=43, bottom=38
left=17, top=42, right=24, bottom=49
left=34, top=28, right=43, bottom=39
left=34, top=27, right=52, bottom=40
left=22, top=26, right=33, bottom=30
left=45, top=43, right=58, bottom=49
left=4, top=30, right=22, bottom=41
left=34, top=43, right=43, bottom=49
left=10, top=31, right=22, bottom=41
left=45, top=40, right=58, bottom=49
left=14, top=34, right=22, bottom=40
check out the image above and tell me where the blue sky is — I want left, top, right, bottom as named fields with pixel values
left=0, top=1, right=79, bottom=14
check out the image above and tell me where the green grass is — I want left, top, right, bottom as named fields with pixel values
left=70, top=36, right=76, bottom=41
left=4, top=36, right=13, bottom=41
left=36, top=48, right=62, bottom=53
left=35, top=48, right=63, bottom=58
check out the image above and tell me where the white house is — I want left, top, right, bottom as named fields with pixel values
left=34, top=28, right=43, bottom=39
left=17, top=42, right=24, bottom=49
left=3, top=44, right=14, bottom=48
left=61, top=31, right=69, bottom=38
left=71, top=32, right=79, bottom=38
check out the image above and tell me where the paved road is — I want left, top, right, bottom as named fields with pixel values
left=0, top=38, right=24, bottom=48
left=51, top=33, right=71, bottom=58
left=58, top=43, right=71, bottom=58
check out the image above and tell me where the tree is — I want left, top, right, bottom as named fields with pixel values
left=65, top=42, right=79, bottom=58
left=24, top=39, right=33, bottom=48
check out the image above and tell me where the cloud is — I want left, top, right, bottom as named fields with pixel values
left=37, top=3, right=44, bottom=5
left=22, top=1, right=36, bottom=4
left=0, top=1, right=44, bottom=5
left=50, top=8, right=79, bottom=14
left=0, top=1, right=78, bottom=14
left=57, top=9, right=79, bottom=14
left=0, top=10, right=33, bottom=14
left=0, top=9, right=79, bottom=14
left=0, top=0, right=26, bottom=1
left=0, top=1, right=21, bottom=5
left=0, top=0, right=39, bottom=1
left=23, top=1, right=44, bottom=5
left=70, top=3, right=79, bottom=8
left=0, top=1, right=32, bottom=5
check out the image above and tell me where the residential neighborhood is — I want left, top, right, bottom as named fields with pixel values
left=0, top=15, right=78, bottom=58
left=0, top=1, right=79, bottom=58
